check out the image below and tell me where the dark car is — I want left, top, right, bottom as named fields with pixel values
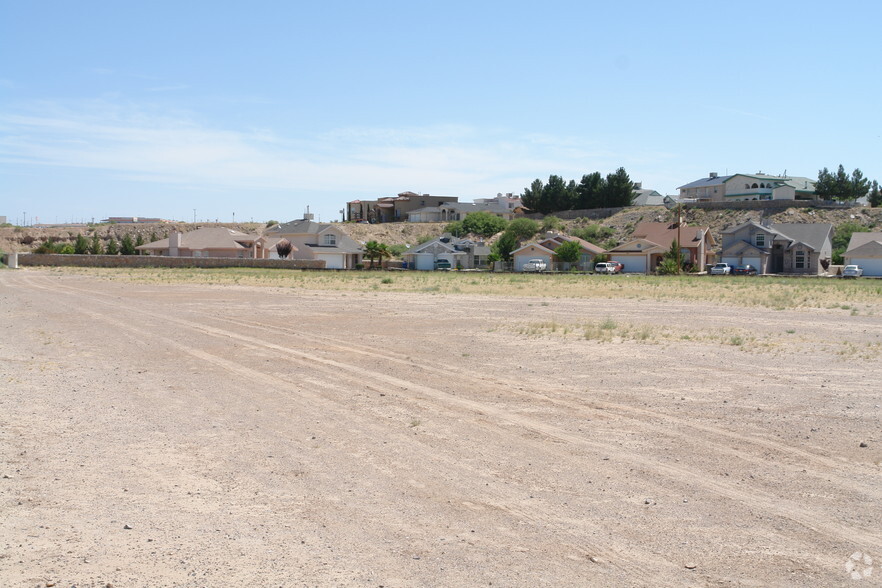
left=732, top=264, right=758, bottom=276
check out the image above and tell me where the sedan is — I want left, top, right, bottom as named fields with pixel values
left=733, top=264, right=758, bottom=276
left=842, top=265, right=863, bottom=278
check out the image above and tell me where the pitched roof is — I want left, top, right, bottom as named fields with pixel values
left=539, top=235, right=604, bottom=255
left=631, top=222, right=710, bottom=247
left=769, top=223, right=832, bottom=251
left=845, top=231, right=882, bottom=253
left=269, top=219, right=363, bottom=253
left=845, top=240, right=882, bottom=258
left=136, top=227, right=259, bottom=251
left=677, top=175, right=733, bottom=190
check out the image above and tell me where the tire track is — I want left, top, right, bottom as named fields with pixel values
left=17, top=273, right=882, bottom=555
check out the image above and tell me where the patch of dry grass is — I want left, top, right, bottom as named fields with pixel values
left=45, top=266, right=882, bottom=310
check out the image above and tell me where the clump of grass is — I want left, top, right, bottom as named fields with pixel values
left=381, top=277, right=393, bottom=284
left=729, top=335, right=744, bottom=346
left=600, top=317, right=616, bottom=330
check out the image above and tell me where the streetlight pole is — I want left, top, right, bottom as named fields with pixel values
left=193, top=209, right=196, bottom=224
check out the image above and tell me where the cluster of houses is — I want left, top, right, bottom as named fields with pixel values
left=128, top=170, right=880, bottom=276
left=343, top=171, right=836, bottom=226
left=133, top=217, right=882, bottom=278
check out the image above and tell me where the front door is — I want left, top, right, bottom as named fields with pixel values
left=772, top=244, right=784, bottom=273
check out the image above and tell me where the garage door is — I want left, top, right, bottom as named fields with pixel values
left=722, top=257, right=740, bottom=266
left=619, top=256, right=646, bottom=274
left=742, top=257, right=761, bottom=271
left=851, top=258, right=882, bottom=277
left=515, top=255, right=550, bottom=272
left=415, top=253, right=434, bottom=271
left=319, top=254, right=344, bottom=269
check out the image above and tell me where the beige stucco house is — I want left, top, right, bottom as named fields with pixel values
left=678, top=172, right=816, bottom=202
left=266, top=219, right=363, bottom=269
left=136, top=227, right=277, bottom=258
left=720, top=221, right=833, bottom=274
left=606, top=222, right=714, bottom=274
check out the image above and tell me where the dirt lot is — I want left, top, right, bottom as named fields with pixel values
left=1, top=269, right=880, bottom=587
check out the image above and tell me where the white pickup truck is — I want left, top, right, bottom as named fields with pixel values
left=522, top=258, right=547, bottom=272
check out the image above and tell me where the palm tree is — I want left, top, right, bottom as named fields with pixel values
left=364, top=240, right=391, bottom=269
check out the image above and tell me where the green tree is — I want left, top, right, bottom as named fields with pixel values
left=492, top=231, right=518, bottom=262
left=105, top=239, right=119, bottom=255
left=831, top=221, right=869, bottom=264
left=571, top=224, right=614, bottom=243
left=460, top=211, right=508, bottom=238
left=521, top=178, right=545, bottom=214
left=543, top=175, right=575, bottom=213
left=35, top=240, right=60, bottom=254
left=505, top=218, right=539, bottom=241
left=120, top=234, right=136, bottom=255
left=363, top=240, right=390, bottom=269
left=657, top=239, right=684, bottom=275
left=444, top=220, right=465, bottom=237
left=554, top=240, right=582, bottom=265
left=869, top=180, right=882, bottom=208
left=58, top=244, right=75, bottom=254
left=815, top=165, right=870, bottom=201
left=540, top=215, right=563, bottom=233
left=73, top=234, right=90, bottom=254
left=598, top=167, right=635, bottom=208
left=89, top=233, right=103, bottom=255
left=576, top=172, right=604, bottom=209
left=134, top=234, right=144, bottom=254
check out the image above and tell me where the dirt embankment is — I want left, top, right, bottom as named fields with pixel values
left=2, top=206, right=879, bottom=255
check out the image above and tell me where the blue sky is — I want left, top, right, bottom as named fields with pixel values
left=2, top=0, right=880, bottom=225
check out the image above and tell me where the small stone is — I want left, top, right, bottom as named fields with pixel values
left=859, top=442, right=868, bottom=448
left=685, top=563, right=697, bottom=570
left=644, top=499, right=653, bottom=505
left=123, top=524, right=133, bottom=530
left=2, top=474, right=11, bottom=479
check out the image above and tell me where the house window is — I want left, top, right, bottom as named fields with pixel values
left=323, top=234, right=336, bottom=246
left=795, top=251, right=805, bottom=269
left=755, top=234, right=765, bottom=247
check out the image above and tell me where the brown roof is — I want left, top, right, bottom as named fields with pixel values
left=631, top=222, right=710, bottom=248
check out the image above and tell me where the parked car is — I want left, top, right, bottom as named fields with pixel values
left=732, top=264, right=758, bottom=276
left=710, top=262, right=732, bottom=275
left=595, top=261, right=624, bottom=274
left=522, top=258, right=547, bottom=272
left=434, top=259, right=452, bottom=270
left=842, top=265, right=863, bottom=278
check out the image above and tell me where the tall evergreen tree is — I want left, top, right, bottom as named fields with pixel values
left=120, top=234, right=136, bottom=255
left=869, top=180, right=882, bottom=208
left=89, top=233, right=103, bottom=255
left=576, top=172, right=604, bottom=209
left=521, top=178, right=545, bottom=213
left=105, top=239, right=119, bottom=255
left=74, top=234, right=89, bottom=254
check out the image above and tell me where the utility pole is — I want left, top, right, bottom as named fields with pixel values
left=193, top=209, right=196, bottom=224
left=676, top=202, right=682, bottom=275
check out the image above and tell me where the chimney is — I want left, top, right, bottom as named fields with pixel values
left=634, top=182, right=642, bottom=189
left=709, top=172, right=718, bottom=179
left=169, top=231, right=181, bottom=256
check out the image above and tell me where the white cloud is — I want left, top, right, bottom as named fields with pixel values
left=0, top=101, right=674, bottom=203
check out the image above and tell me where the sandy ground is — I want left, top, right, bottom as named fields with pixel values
left=1, top=269, right=880, bottom=587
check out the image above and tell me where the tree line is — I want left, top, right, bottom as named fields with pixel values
left=815, top=164, right=880, bottom=206
left=35, top=232, right=151, bottom=255
left=521, top=168, right=636, bottom=215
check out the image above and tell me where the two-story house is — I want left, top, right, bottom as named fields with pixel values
left=678, top=173, right=816, bottom=203
left=720, top=221, right=833, bottom=274
left=266, top=219, right=363, bottom=269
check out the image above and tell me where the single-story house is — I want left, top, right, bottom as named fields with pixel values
left=402, top=233, right=490, bottom=270
left=136, top=227, right=277, bottom=258
left=606, top=222, right=714, bottom=274
left=844, top=232, right=882, bottom=276
left=511, top=234, right=604, bottom=271
left=720, top=221, right=833, bottom=275
left=266, top=219, right=363, bottom=269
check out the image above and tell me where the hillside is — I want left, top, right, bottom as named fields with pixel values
left=2, top=206, right=880, bottom=256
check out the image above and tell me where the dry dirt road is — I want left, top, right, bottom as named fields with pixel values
left=1, top=269, right=880, bottom=587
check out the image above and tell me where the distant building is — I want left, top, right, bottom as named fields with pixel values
left=631, top=183, right=666, bottom=206
left=407, top=193, right=524, bottom=222
left=346, top=192, right=458, bottom=223
left=678, top=172, right=816, bottom=203
left=101, top=216, right=169, bottom=224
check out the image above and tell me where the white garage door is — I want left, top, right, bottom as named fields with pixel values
left=619, top=256, right=646, bottom=274
left=318, top=253, right=344, bottom=269
left=851, top=258, right=882, bottom=277
left=515, top=255, right=550, bottom=271
left=722, top=257, right=740, bottom=266
left=415, top=253, right=434, bottom=271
